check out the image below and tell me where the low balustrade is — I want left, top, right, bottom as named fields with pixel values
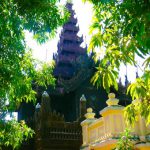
left=81, top=93, right=150, bottom=150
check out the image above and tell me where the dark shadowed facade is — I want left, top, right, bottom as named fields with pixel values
left=17, top=2, right=131, bottom=150
left=18, top=2, right=130, bottom=123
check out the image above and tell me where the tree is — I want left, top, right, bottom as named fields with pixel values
left=0, top=0, right=69, bottom=149
left=83, top=0, right=150, bottom=124
left=112, top=129, right=134, bottom=150
left=0, top=120, right=34, bottom=150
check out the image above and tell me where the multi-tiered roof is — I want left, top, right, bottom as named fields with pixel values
left=53, top=2, right=87, bottom=79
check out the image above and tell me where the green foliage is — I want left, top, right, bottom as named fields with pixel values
left=0, top=120, right=34, bottom=150
left=35, top=61, right=56, bottom=88
left=0, top=0, right=68, bottom=148
left=1, top=50, right=56, bottom=109
left=125, top=69, right=150, bottom=126
left=91, top=63, right=118, bottom=92
left=124, top=70, right=150, bottom=125
left=15, top=0, right=69, bottom=43
left=0, top=50, right=56, bottom=148
left=127, top=71, right=150, bottom=100
left=0, top=0, right=67, bottom=105
left=83, top=0, right=150, bottom=125
left=112, top=129, right=134, bottom=150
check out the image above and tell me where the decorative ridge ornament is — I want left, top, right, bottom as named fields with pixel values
left=106, top=93, right=119, bottom=106
left=35, top=103, right=41, bottom=109
left=42, top=91, right=49, bottom=97
left=41, top=91, right=51, bottom=115
left=80, top=94, right=86, bottom=102
left=85, top=108, right=95, bottom=119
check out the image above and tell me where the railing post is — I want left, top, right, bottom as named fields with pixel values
left=81, top=108, right=96, bottom=146
left=100, top=93, right=125, bottom=137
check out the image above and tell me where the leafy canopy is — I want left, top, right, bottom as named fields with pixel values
left=0, top=0, right=69, bottom=149
left=83, top=0, right=150, bottom=124
left=0, top=0, right=68, bottom=106
left=0, top=120, right=34, bottom=150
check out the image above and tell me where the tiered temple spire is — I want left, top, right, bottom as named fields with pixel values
left=53, top=2, right=87, bottom=79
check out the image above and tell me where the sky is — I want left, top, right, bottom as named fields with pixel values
left=25, top=0, right=93, bottom=61
left=25, top=0, right=143, bottom=84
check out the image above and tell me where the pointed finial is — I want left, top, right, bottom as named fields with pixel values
left=106, top=93, right=119, bottom=106
left=80, top=94, right=86, bottom=102
left=35, top=103, right=41, bottom=109
left=42, top=91, right=49, bottom=98
left=119, top=77, right=122, bottom=85
left=84, top=36, right=88, bottom=49
left=125, top=65, right=129, bottom=86
left=136, top=65, right=139, bottom=78
left=85, top=108, right=95, bottom=119
left=136, top=71, right=139, bottom=78
left=125, top=75, right=129, bottom=86
left=41, top=91, right=51, bottom=114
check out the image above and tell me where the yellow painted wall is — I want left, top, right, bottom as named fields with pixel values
left=80, top=93, right=150, bottom=150
left=135, top=143, right=150, bottom=150
left=91, top=143, right=116, bottom=150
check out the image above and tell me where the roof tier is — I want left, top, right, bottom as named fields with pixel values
left=53, top=2, right=87, bottom=79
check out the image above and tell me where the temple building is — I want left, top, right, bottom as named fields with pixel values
left=47, top=2, right=107, bottom=122
left=17, top=2, right=133, bottom=150
left=53, top=2, right=87, bottom=79
left=47, top=1, right=130, bottom=121
left=18, top=2, right=131, bottom=123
